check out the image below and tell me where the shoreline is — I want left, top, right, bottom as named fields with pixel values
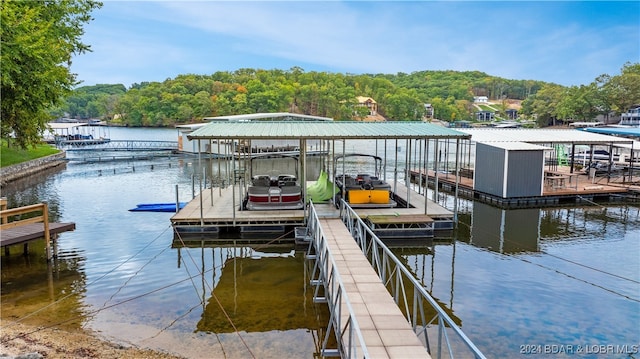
left=0, top=321, right=184, bottom=359
left=0, top=152, right=67, bottom=188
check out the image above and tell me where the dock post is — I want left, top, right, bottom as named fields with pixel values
left=175, top=184, right=179, bottom=213
left=192, top=174, right=196, bottom=199
left=434, top=140, right=440, bottom=203
left=199, top=171, right=204, bottom=226
left=454, top=139, right=461, bottom=223
left=0, top=197, right=7, bottom=223
left=43, top=202, right=51, bottom=261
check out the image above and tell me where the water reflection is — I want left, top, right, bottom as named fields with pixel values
left=470, top=202, right=540, bottom=253
left=2, top=165, right=65, bottom=223
left=392, top=246, right=463, bottom=326
left=169, top=244, right=329, bottom=357
left=396, top=200, right=639, bottom=358
left=195, top=252, right=326, bottom=334
left=1, top=245, right=88, bottom=330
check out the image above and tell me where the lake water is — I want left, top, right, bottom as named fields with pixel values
left=1, top=127, right=639, bottom=358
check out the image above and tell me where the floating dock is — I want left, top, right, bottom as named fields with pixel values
left=171, top=181, right=452, bottom=243
left=411, top=167, right=638, bottom=209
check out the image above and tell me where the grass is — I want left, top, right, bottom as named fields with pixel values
left=477, top=104, right=498, bottom=112
left=1, top=140, right=60, bottom=167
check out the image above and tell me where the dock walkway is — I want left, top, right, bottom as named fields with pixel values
left=314, top=218, right=430, bottom=358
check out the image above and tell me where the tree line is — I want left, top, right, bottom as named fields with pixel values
left=521, top=62, right=640, bottom=126
left=55, top=69, right=551, bottom=126
left=56, top=64, right=639, bottom=128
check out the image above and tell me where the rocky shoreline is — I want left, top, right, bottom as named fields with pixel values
left=0, top=322, right=184, bottom=359
left=0, top=153, right=67, bottom=187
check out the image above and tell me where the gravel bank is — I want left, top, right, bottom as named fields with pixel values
left=0, top=322, right=185, bottom=359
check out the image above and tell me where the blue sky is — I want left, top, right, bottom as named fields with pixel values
left=71, top=1, right=639, bottom=88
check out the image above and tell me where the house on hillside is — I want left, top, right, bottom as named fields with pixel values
left=475, top=110, right=495, bottom=122
left=620, top=105, right=640, bottom=126
left=424, top=103, right=434, bottom=119
left=356, top=96, right=378, bottom=116
left=474, top=96, right=489, bottom=104
left=506, top=109, right=518, bottom=120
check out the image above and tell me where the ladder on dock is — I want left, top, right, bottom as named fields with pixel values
left=554, top=144, right=569, bottom=166
left=304, top=200, right=485, bottom=358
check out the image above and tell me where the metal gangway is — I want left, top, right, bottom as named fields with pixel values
left=305, top=200, right=485, bottom=358
left=62, top=140, right=179, bottom=152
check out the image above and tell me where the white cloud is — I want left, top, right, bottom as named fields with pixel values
left=71, top=1, right=639, bottom=87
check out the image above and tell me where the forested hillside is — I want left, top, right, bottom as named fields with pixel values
left=56, top=63, right=639, bottom=127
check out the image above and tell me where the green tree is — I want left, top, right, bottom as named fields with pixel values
left=557, top=83, right=602, bottom=122
left=521, top=84, right=566, bottom=126
left=599, top=62, right=640, bottom=115
left=1, top=0, right=102, bottom=148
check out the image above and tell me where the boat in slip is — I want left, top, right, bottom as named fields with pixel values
left=243, top=154, right=304, bottom=211
left=334, top=153, right=397, bottom=208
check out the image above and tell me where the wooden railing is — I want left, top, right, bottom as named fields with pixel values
left=1, top=199, right=52, bottom=259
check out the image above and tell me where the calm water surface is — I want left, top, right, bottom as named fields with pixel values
left=1, top=127, right=639, bottom=358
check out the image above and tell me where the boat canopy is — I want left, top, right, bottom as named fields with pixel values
left=188, top=121, right=470, bottom=141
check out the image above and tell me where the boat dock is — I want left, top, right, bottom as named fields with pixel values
left=171, top=181, right=454, bottom=242
left=1, top=199, right=75, bottom=259
left=411, top=166, right=637, bottom=208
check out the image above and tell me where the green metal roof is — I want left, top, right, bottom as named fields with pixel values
left=187, top=121, right=470, bottom=140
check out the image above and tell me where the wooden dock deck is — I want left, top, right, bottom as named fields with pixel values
left=1, top=222, right=76, bottom=247
left=171, top=182, right=453, bottom=240
left=318, top=218, right=431, bottom=358
left=410, top=167, right=636, bottom=208
left=1, top=201, right=75, bottom=259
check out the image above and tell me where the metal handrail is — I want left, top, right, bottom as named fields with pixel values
left=338, top=199, right=486, bottom=359
left=64, top=140, right=178, bottom=151
left=306, top=202, right=370, bottom=358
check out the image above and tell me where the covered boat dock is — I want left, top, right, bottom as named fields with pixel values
left=413, top=128, right=640, bottom=208
left=170, top=113, right=471, bottom=240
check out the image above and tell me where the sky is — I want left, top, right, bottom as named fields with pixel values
left=71, top=1, right=640, bottom=88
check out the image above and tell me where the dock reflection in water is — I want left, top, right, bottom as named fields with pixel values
left=470, top=202, right=540, bottom=253
left=172, top=244, right=329, bottom=358
left=192, top=249, right=328, bottom=335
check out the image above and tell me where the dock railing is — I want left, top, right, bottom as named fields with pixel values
left=0, top=201, right=52, bottom=260
left=306, top=202, right=370, bottom=358
left=337, top=199, right=486, bottom=359
left=63, top=140, right=178, bottom=151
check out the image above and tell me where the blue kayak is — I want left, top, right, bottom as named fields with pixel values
left=129, top=202, right=187, bottom=212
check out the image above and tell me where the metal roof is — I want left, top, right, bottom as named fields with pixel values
left=460, top=128, right=634, bottom=145
left=47, top=122, right=88, bottom=130
left=476, top=141, right=551, bottom=151
left=188, top=121, right=471, bottom=140
left=581, top=126, right=640, bottom=138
